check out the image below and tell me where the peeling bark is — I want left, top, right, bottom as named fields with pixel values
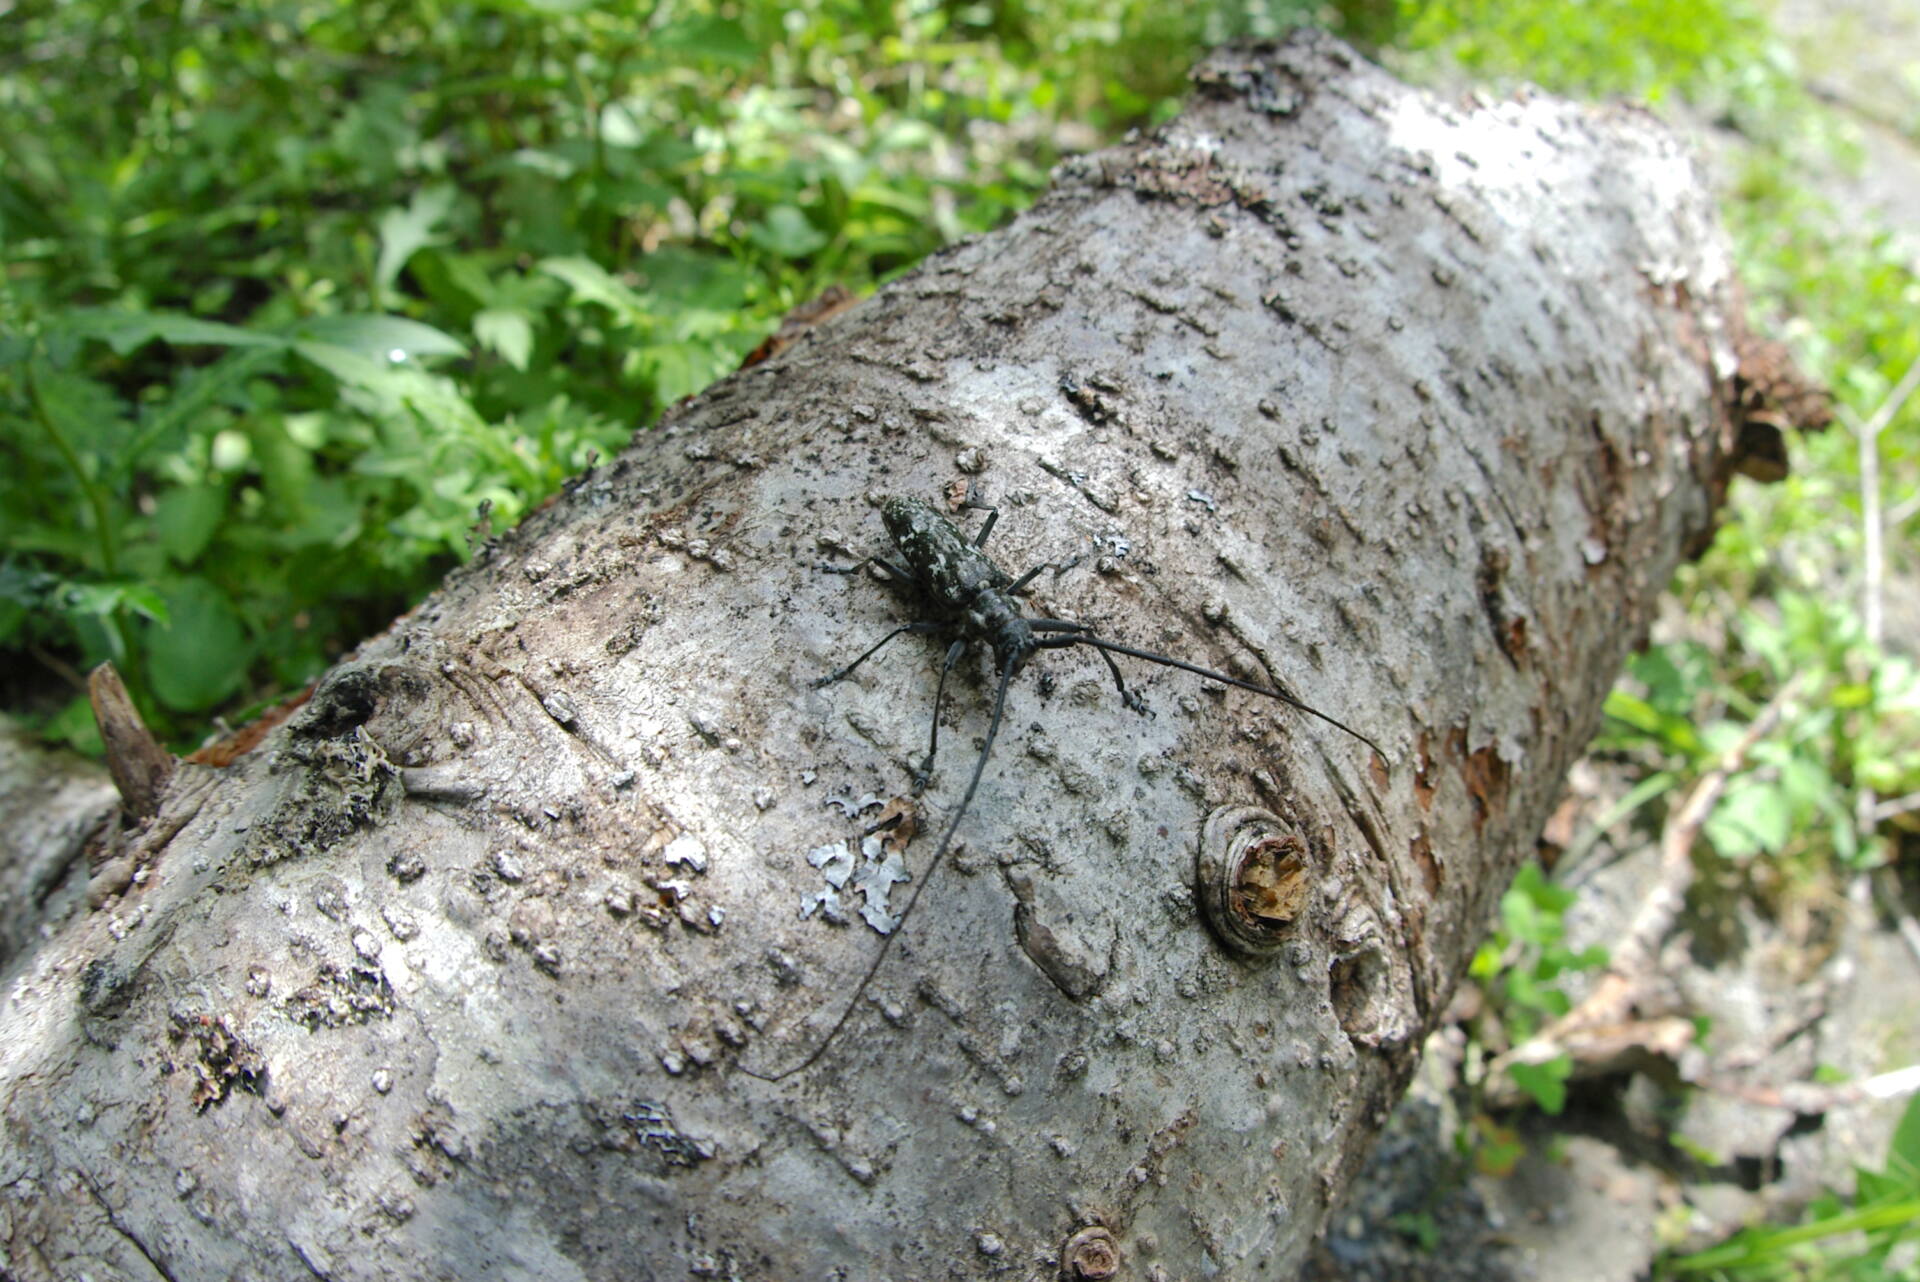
left=0, top=33, right=1821, bottom=1282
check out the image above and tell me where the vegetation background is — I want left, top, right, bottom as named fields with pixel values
left=3, top=1, right=1915, bottom=1275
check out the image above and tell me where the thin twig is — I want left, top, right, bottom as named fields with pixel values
left=29, top=644, right=88, bottom=693
left=1871, top=790, right=1920, bottom=824
left=1695, top=1061, right=1920, bottom=1115
left=1600, top=673, right=1805, bottom=990
left=1842, top=356, right=1916, bottom=847
left=1858, top=367, right=1896, bottom=644
left=1849, top=353, right=1920, bottom=441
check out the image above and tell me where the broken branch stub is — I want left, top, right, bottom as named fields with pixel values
left=87, top=661, right=174, bottom=828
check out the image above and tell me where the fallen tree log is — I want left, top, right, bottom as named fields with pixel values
left=0, top=31, right=1823, bottom=1282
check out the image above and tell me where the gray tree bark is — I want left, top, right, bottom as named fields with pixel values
left=0, top=32, right=1815, bottom=1282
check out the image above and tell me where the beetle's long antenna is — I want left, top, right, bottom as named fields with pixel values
left=740, top=650, right=1021, bottom=1083
left=1066, top=635, right=1384, bottom=758
left=811, top=620, right=947, bottom=689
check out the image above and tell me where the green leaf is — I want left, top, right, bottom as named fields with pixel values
left=1665, top=1196, right=1920, bottom=1272
left=1603, top=690, right=1663, bottom=735
left=1602, top=684, right=1703, bottom=756
left=0, top=563, right=52, bottom=645
left=411, top=250, right=497, bottom=312
left=486, top=0, right=591, bottom=14
left=1501, top=886, right=1542, bottom=941
left=1386, top=1210, right=1441, bottom=1253
left=272, top=476, right=362, bottom=551
left=286, top=315, right=468, bottom=362
left=114, top=346, right=283, bottom=484
left=652, top=15, right=758, bottom=68
left=1827, top=678, right=1873, bottom=709
left=61, top=581, right=169, bottom=626
left=1889, top=1092, right=1920, bottom=1186
left=27, top=365, right=128, bottom=458
left=540, top=256, right=651, bottom=324
left=1629, top=643, right=1712, bottom=712
left=748, top=205, right=829, bottom=258
left=46, top=694, right=104, bottom=756
left=1568, top=944, right=1610, bottom=970
left=290, top=340, right=388, bottom=390
left=152, top=484, right=226, bottom=565
left=376, top=184, right=458, bottom=293
left=1507, top=967, right=1542, bottom=1011
left=636, top=342, right=721, bottom=404
left=1777, top=753, right=1832, bottom=812
left=1856, top=1166, right=1903, bottom=1205
left=60, top=308, right=281, bottom=356
left=1704, top=778, right=1793, bottom=859
left=146, top=578, right=251, bottom=712
left=1509, top=1055, right=1572, bottom=1114
left=1506, top=862, right=1574, bottom=916
left=474, top=308, right=534, bottom=371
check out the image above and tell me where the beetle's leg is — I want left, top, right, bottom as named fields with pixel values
left=1006, top=563, right=1048, bottom=595
left=873, top=555, right=917, bottom=583
left=812, top=620, right=946, bottom=688
left=972, top=507, right=999, bottom=548
left=954, top=488, right=1001, bottom=548
left=914, top=638, right=969, bottom=793
left=1034, top=627, right=1149, bottom=715
left=820, top=555, right=919, bottom=585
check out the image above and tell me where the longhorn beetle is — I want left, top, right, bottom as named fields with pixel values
left=739, top=494, right=1382, bottom=1081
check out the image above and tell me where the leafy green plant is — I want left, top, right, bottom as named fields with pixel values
left=1597, top=597, right=1920, bottom=877
left=1464, top=863, right=1611, bottom=1114
left=1, top=307, right=622, bottom=747
left=1387, top=1208, right=1442, bottom=1253
left=1385, top=0, right=1783, bottom=104
left=2, top=0, right=1338, bottom=750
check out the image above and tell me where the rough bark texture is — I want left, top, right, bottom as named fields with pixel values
left=1, top=33, right=1796, bottom=1282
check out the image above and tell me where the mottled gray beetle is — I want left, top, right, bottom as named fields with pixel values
left=740, top=494, right=1380, bottom=1081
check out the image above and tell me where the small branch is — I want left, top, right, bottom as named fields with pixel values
left=1842, top=356, right=1917, bottom=847
left=29, top=643, right=88, bottom=693
left=1693, top=1061, right=1920, bottom=1115
left=1848, top=354, right=1920, bottom=440
left=1846, top=357, right=1915, bottom=648
left=1871, top=790, right=1920, bottom=824
left=1596, top=673, right=1804, bottom=994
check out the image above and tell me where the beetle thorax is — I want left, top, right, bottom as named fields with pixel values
left=969, top=592, right=1035, bottom=671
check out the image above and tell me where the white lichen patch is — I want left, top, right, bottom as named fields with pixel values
left=806, top=841, right=854, bottom=887
left=850, top=851, right=910, bottom=935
